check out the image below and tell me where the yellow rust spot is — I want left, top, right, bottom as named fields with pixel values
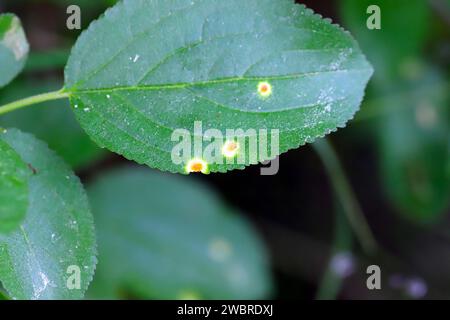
left=222, top=140, right=240, bottom=158
left=185, top=158, right=209, bottom=174
left=257, top=81, right=272, bottom=98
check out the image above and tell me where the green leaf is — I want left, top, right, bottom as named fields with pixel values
left=0, top=14, right=29, bottom=88
left=0, top=80, right=105, bottom=169
left=378, top=67, right=450, bottom=222
left=87, top=167, right=273, bottom=299
left=340, top=0, right=430, bottom=83
left=0, top=129, right=97, bottom=300
left=0, top=288, right=9, bottom=300
left=0, top=138, right=31, bottom=233
left=25, top=49, right=69, bottom=73
left=64, top=0, right=373, bottom=174
left=340, top=0, right=449, bottom=222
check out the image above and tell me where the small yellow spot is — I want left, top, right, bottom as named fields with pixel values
left=185, top=158, right=209, bottom=174
left=257, top=81, right=272, bottom=98
left=222, top=140, right=240, bottom=158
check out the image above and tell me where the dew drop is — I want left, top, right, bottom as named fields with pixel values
left=50, top=233, right=60, bottom=244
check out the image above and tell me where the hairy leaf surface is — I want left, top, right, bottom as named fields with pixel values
left=65, top=0, right=373, bottom=174
left=0, top=129, right=97, bottom=299
left=0, top=138, right=30, bottom=233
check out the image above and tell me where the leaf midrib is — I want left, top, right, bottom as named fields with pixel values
left=68, top=68, right=372, bottom=94
left=68, top=0, right=345, bottom=90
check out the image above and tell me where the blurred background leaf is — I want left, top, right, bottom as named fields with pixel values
left=0, top=13, right=29, bottom=87
left=340, top=0, right=431, bottom=82
left=25, top=48, right=68, bottom=72
left=341, top=0, right=450, bottom=223
left=87, top=167, right=273, bottom=300
left=377, top=66, right=450, bottom=222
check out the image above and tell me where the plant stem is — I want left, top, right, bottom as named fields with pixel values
left=313, top=139, right=378, bottom=256
left=0, top=90, right=70, bottom=116
left=316, top=202, right=353, bottom=300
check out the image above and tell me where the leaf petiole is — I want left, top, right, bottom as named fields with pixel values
left=313, top=139, right=378, bottom=256
left=0, top=89, right=70, bottom=116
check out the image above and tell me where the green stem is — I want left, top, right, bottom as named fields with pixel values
left=0, top=90, right=70, bottom=116
left=316, top=202, right=353, bottom=300
left=313, top=139, right=378, bottom=256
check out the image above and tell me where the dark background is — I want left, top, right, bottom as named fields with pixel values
left=1, top=0, right=449, bottom=300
